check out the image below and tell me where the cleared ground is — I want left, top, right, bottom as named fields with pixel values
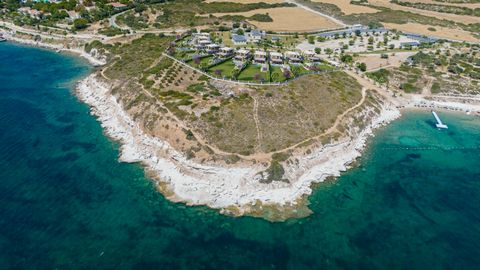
left=356, top=52, right=416, bottom=71
left=368, top=0, right=480, bottom=24
left=311, top=0, right=378, bottom=14
left=383, top=22, right=480, bottom=42
left=399, top=0, right=480, bottom=8
left=211, top=7, right=341, bottom=32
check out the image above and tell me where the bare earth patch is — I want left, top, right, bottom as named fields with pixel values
left=357, top=51, right=417, bottom=71
left=211, top=7, right=341, bottom=32
left=383, top=22, right=480, bottom=42
left=312, top=0, right=378, bottom=14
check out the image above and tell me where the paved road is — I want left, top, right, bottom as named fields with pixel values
left=109, top=10, right=131, bottom=30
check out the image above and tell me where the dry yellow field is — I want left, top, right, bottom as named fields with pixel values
left=212, top=7, right=341, bottom=32
left=368, top=0, right=480, bottom=24
left=205, top=0, right=284, bottom=3
left=383, top=22, right=480, bottom=43
left=399, top=0, right=480, bottom=8
left=311, top=0, right=378, bottom=14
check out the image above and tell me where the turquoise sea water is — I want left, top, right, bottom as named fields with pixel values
left=1, top=42, right=480, bottom=269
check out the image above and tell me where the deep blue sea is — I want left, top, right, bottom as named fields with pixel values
left=1, top=42, right=480, bottom=269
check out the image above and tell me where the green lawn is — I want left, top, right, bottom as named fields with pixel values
left=238, top=64, right=268, bottom=82
left=208, top=59, right=237, bottom=79
left=269, top=65, right=288, bottom=83
left=314, top=63, right=336, bottom=71
left=174, top=51, right=197, bottom=61
left=291, top=65, right=311, bottom=77
left=187, top=55, right=214, bottom=68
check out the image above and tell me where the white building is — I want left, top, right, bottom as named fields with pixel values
left=285, top=51, right=302, bottom=64
left=247, top=30, right=266, bottom=43
left=219, top=47, right=234, bottom=58
left=206, top=44, right=220, bottom=54
left=269, top=52, right=283, bottom=65
left=235, top=49, right=251, bottom=62
left=253, top=50, right=267, bottom=64
left=232, top=34, right=247, bottom=45
left=304, top=50, right=321, bottom=62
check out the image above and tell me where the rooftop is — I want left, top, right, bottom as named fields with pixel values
left=237, top=49, right=250, bottom=54
left=109, top=2, right=127, bottom=8
left=232, top=34, right=247, bottom=43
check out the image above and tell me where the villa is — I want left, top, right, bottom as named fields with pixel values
left=232, top=34, right=247, bottom=45
left=194, top=40, right=210, bottom=51
left=18, top=7, right=42, bottom=18
left=218, top=47, right=234, bottom=58
left=206, top=44, right=220, bottom=54
left=109, top=2, right=127, bottom=10
left=317, top=26, right=388, bottom=39
left=304, top=50, right=320, bottom=62
left=247, top=30, right=266, bottom=43
left=269, top=52, right=283, bottom=65
left=235, top=49, right=251, bottom=62
left=66, top=10, right=81, bottom=21
left=253, top=50, right=267, bottom=64
left=285, top=51, right=302, bottom=64
left=404, top=33, right=438, bottom=44
left=400, top=41, right=421, bottom=48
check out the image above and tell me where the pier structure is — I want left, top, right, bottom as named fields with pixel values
left=432, top=111, right=448, bottom=129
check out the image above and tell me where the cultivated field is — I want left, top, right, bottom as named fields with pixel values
left=311, top=0, right=378, bottom=14
left=212, top=7, right=341, bottom=32
left=368, top=0, right=480, bottom=24
left=383, top=22, right=480, bottom=42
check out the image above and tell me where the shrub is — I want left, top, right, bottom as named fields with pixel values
left=73, top=18, right=89, bottom=30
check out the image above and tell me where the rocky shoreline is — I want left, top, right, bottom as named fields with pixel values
left=76, top=73, right=402, bottom=218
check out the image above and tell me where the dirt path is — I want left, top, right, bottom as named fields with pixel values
left=101, top=58, right=384, bottom=163
left=252, top=96, right=263, bottom=152
left=141, top=71, right=373, bottom=161
left=422, top=76, right=434, bottom=95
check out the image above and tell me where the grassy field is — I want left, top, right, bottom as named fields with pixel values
left=151, top=0, right=294, bottom=29
left=95, top=34, right=174, bottom=80
left=291, top=65, right=311, bottom=77
left=173, top=51, right=197, bottom=61
left=269, top=65, right=288, bottom=82
left=191, top=72, right=363, bottom=154
left=208, top=59, right=237, bottom=78
left=238, top=64, right=268, bottom=82
left=187, top=55, right=214, bottom=68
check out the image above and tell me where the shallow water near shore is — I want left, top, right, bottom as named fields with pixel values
left=1, top=42, right=480, bottom=269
